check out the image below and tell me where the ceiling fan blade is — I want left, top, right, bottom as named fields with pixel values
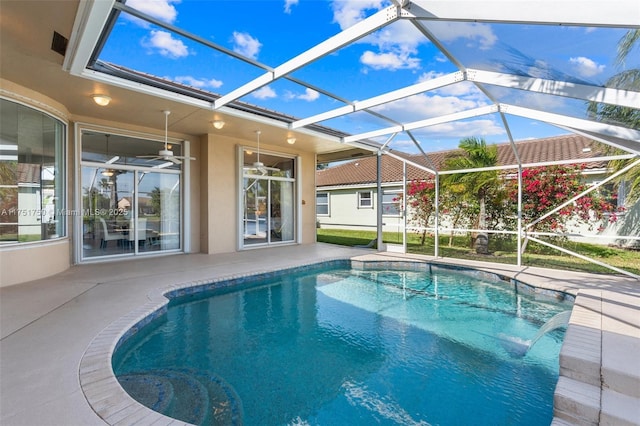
left=171, top=155, right=196, bottom=161
left=106, top=155, right=120, bottom=164
left=153, top=162, right=174, bottom=169
left=169, top=157, right=182, bottom=164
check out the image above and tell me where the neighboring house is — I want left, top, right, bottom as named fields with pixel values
left=316, top=134, right=635, bottom=245
left=0, top=163, right=57, bottom=242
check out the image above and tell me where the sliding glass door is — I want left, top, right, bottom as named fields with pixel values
left=241, top=147, right=296, bottom=248
left=80, top=130, right=183, bottom=260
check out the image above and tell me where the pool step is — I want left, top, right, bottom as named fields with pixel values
left=552, top=290, right=640, bottom=426
left=119, top=370, right=209, bottom=425
left=163, top=370, right=210, bottom=425
left=601, top=388, right=640, bottom=426
left=118, top=368, right=242, bottom=425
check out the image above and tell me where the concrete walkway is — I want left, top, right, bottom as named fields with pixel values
left=1, top=244, right=638, bottom=425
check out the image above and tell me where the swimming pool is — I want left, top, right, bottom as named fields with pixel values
left=112, top=263, right=573, bottom=425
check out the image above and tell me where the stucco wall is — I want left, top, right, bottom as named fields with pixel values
left=201, top=133, right=317, bottom=254
left=0, top=240, right=70, bottom=287
left=1, top=79, right=202, bottom=286
left=2, top=78, right=318, bottom=285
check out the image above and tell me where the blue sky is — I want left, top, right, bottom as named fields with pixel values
left=99, top=0, right=636, bottom=152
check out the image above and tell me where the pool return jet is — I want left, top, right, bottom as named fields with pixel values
left=500, top=310, right=572, bottom=357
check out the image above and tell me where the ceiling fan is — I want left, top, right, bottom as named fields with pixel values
left=137, top=110, right=195, bottom=165
left=244, top=130, right=280, bottom=175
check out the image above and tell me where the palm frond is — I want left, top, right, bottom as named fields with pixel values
left=616, top=30, right=640, bottom=68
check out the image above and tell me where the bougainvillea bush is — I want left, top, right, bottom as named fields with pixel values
left=404, top=180, right=436, bottom=245
left=505, top=164, right=621, bottom=234
left=403, top=164, right=621, bottom=250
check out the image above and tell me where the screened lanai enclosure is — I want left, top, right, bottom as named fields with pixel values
left=65, top=0, right=639, bottom=277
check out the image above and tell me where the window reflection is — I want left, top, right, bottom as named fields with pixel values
left=81, top=130, right=182, bottom=259
left=0, top=98, right=65, bottom=244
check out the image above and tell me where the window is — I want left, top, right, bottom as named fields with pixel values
left=316, top=192, right=329, bottom=216
left=382, top=191, right=402, bottom=216
left=358, top=191, right=373, bottom=208
left=0, top=98, right=65, bottom=244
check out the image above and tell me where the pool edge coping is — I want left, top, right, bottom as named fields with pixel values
left=78, top=256, right=581, bottom=426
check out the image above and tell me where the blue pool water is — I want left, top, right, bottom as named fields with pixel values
left=113, top=266, right=572, bottom=426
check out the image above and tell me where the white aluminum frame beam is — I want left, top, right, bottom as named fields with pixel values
left=385, top=151, right=437, bottom=175
left=343, top=105, right=498, bottom=143
left=64, top=0, right=115, bottom=75
left=406, top=130, right=438, bottom=171
left=560, top=128, right=640, bottom=155
left=215, top=5, right=401, bottom=109
left=437, top=153, right=633, bottom=176
left=468, top=69, right=640, bottom=109
left=500, top=104, right=640, bottom=151
left=291, top=71, right=464, bottom=129
left=404, top=0, right=640, bottom=27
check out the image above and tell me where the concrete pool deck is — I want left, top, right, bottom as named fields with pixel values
left=1, top=243, right=638, bottom=425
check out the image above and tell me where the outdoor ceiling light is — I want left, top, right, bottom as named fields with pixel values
left=212, top=120, right=225, bottom=129
left=101, top=169, right=114, bottom=177
left=92, top=94, right=111, bottom=106
left=287, top=137, right=296, bottom=145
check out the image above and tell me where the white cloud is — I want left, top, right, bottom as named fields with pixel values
left=426, top=21, right=497, bottom=50
left=413, top=119, right=505, bottom=140
left=374, top=93, right=484, bottom=120
left=360, top=49, right=420, bottom=70
left=387, top=119, right=506, bottom=152
left=417, top=71, right=446, bottom=82
left=331, top=0, right=385, bottom=30
left=296, top=88, right=320, bottom=101
left=252, top=86, right=277, bottom=100
left=437, top=81, right=484, bottom=99
left=283, top=89, right=314, bottom=101
left=126, top=0, right=179, bottom=24
left=174, top=76, right=223, bottom=89
left=232, top=32, right=262, bottom=59
left=284, top=0, right=299, bottom=14
left=435, top=54, right=448, bottom=63
left=144, top=30, right=189, bottom=58
left=366, top=20, right=423, bottom=52
left=569, top=56, right=605, bottom=77
left=330, top=2, right=425, bottom=72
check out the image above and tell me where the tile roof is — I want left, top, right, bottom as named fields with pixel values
left=316, top=134, right=609, bottom=187
left=16, top=163, right=41, bottom=184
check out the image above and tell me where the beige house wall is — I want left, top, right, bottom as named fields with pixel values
left=299, top=152, right=317, bottom=244
left=201, top=133, right=317, bottom=254
left=1, top=80, right=203, bottom=286
left=1, top=79, right=317, bottom=286
left=0, top=240, right=71, bottom=287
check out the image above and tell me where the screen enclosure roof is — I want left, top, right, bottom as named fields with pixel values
left=62, top=0, right=640, bottom=164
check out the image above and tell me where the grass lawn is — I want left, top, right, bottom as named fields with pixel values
left=317, top=228, right=640, bottom=277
